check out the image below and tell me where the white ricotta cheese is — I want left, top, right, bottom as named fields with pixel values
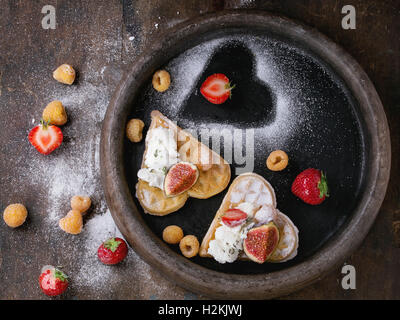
left=236, top=202, right=258, bottom=219
left=137, top=168, right=165, bottom=189
left=207, top=224, right=245, bottom=264
left=207, top=202, right=256, bottom=264
left=254, top=204, right=277, bottom=225
left=137, top=127, right=180, bottom=189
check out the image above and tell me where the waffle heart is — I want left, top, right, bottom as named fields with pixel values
left=199, top=172, right=299, bottom=263
left=135, top=110, right=231, bottom=216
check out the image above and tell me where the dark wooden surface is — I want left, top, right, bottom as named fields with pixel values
left=0, top=0, right=398, bottom=299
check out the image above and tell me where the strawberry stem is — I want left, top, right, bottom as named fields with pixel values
left=318, top=171, right=329, bottom=198
left=40, top=119, right=50, bottom=129
left=104, top=238, right=121, bottom=252
left=226, top=82, right=235, bottom=99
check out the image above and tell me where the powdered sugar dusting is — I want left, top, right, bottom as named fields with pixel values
left=72, top=210, right=184, bottom=298
left=246, top=37, right=311, bottom=146
left=20, top=67, right=149, bottom=293
left=74, top=210, right=122, bottom=289
left=143, top=34, right=315, bottom=160
left=21, top=76, right=180, bottom=296
left=152, top=35, right=312, bottom=144
left=25, top=82, right=109, bottom=223
left=144, top=38, right=223, bottom=118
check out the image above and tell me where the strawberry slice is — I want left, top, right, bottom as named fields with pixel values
left=28, top=120, right=63, bottom=155
left=200, top=73, right=235, bottom=104
left=221, top=208, right=247, bottom=227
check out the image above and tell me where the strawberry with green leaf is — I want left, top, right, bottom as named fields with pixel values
left=291, top=168, right=329, bottom=205
left=39, top=265, right=69, bottom=296
left=97, top=237, right=128, bottom=265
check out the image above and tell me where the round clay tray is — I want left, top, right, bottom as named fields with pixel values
left=100, top=11, right=391, bottom=299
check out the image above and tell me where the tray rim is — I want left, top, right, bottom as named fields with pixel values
left=100, top=10, right=391, bottom=299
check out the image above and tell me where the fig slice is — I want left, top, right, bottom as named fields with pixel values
left=164, top=162, right=199, bottom=197
left=243, top=222, right=280, bottom=264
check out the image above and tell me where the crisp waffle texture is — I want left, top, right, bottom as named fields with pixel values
left=199, top=172, right=299, bottom=263
left=135, top=111, right=231, bottom=216
left=268, top=210, right=299, bottom=262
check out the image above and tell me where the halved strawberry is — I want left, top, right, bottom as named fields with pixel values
left=200, top=73, right=235, bottom=104
left=221, top=208, right=247, bottom=227
left=28, top=120, right=63, bottom=155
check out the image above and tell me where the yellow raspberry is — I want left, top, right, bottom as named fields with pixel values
left=126, top=119, right=145, bottom=142
left=42, top=100, right=68, bottom=126
left=266, top=150, right=289, bottom=171
left=70, top=195, right=91, bottom=215
left=179, top=235, right=199, bottom=258
left=152, top=70, right=171, bottom=92
left=53, top=64, right=76, bottom=85
left=163, top=225, right=184, bottom=244
left=59, top=210, right=83, bottom=235
left=3, top=203, right=28, bottom=228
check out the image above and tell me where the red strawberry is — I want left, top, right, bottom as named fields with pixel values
left=28, top=120, right=63, bottom=155
left=200, top=73, right=235, bottom=104
left=97, top=237, right=128, bottom=265
left=291, top=168, right=329, bottom=205
left=221, top=208, right=248, bottom=227
left=39, top=265, right=69, bottom=296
